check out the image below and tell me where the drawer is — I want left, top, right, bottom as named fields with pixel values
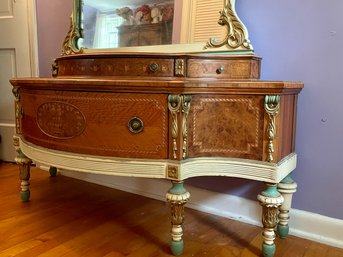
left=20, top=90, right=169, bottom=159
left=187, top=59, right=260, bottom=79
left=57, top=58, right=174, bottom=77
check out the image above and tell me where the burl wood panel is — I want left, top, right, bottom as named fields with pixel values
left=187, top=95, right=265, bottom=160
left=20, top=89, right=168, bottom=159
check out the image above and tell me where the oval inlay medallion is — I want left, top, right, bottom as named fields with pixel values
left=37, top=102, right=86, bottom=139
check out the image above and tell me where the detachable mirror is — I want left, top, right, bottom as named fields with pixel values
left=62, top=0, right=253, bottom=55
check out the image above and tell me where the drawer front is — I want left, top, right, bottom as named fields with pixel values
left=20, top=90, right=168, bottom=159
left=58, top=58, right=174, bottom=77
left=187, top=59, right=260, bottom=79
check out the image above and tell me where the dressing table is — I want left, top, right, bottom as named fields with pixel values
left=10, top=1, right=303, bottom=256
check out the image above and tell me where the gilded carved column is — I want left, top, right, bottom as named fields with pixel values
left=257, top=184, right=284, bottom=257
left=258, top=95, right=283, bottom=257
left=12, top=87, right=32, bottom=202
left=166, top=181, right=190, bottom=256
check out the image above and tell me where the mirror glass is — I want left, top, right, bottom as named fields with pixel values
left=82, top=0, right=182, bottom=49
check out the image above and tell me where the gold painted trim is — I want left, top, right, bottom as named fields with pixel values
left=52, top=59, right=58, bottom=77
left=181, top=95, right=192, bottom=159
left=175, top=59, right=185, bottom=76
left=167, top=165, right=180, bottom=180
left=168, top=95, right=182, bottom=159
left=61, top=1, right=83, bottom=55
left=205, top=0, right=253, bottom=51
left=264, top=95, right=280, bottom=162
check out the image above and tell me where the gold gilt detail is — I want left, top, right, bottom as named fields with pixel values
left=167, top=165, right=180, bottom=180
left=205, top=0, right=253, bottom=51
left=168, top=95, right=192, bottom=159
left=61, top=1, right=83, bottom=56
left=175, top=59, right=185, bottom=76
left=264, top=95, right=280, bottom=162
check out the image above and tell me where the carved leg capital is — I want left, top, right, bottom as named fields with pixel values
left=166, top=181, right=190, bottom=256
left=15, top=151, right=32, bottom=202
left=257, top=183, right=284, bottom=257
left=277, top=175, right=297, bottom=238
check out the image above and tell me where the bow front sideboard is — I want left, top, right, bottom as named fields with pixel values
left=11, top=53, right=303, bottom=256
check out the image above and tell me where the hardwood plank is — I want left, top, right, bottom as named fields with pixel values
left=1, top=163, right=343, bottom=257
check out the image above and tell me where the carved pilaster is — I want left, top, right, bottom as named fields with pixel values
left=166, top=181, right=190, bottom=256
left=52, top=59, right=59, bottom=77
left=181, top=95, right=191, bottom=159
left=264, top=95, right=280, bottom=162
left=168, top=95, right=182, bottom=159
left=205, top=0, right=253, bottom=51
left=168, top=95, right=192, bottom=160
left=257, top=183, right=284, bottom=257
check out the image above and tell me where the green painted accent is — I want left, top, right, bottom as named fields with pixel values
left=49, top=167, right=58, bottom=177
left=280, top=174, right=294, bottom=184
left=20, top=190, right=30, bottom=202
left=169, top=182, right=187, bottom=195
left=262, top=243, right=276, bottom=257
left=170, top=240, right=184, bottom=256
left=277, top=224, right=289, bottom=239
left=261, top=184, right=281, bottom=198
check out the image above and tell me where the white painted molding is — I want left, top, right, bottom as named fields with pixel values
left=37, top=166, right=343, bottom=249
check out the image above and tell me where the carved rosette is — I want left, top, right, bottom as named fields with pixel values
left=205, top=0, right=253, bottom=51
left=264, top=95, right=280, bottom=162
left=168, top=95, right=192, bottom=160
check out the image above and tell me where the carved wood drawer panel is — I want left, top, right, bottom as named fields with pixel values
left=57, top=58, right=175, bottom=77
left=20, top=89, right=168, bottom=159
left=187, top=59, right=260, bottom=79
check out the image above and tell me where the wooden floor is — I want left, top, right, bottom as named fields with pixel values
left=1, top=163, right=342, bottom=257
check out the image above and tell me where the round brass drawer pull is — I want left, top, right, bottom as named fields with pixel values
left=216, top=66, right=225, bottom=74
left=149, top=63, right=159, bottom=72
left=128, top=117, right=144, bottom=133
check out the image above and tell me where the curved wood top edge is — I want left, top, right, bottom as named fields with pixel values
left=10, top=77, right=303, bottom=95
left=55, top=52, right=262, bottom=61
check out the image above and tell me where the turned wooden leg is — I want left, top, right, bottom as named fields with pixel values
left=257, top=183, right=284, bottom=257
left=166, top=181, right=190, bottom=256
left=49, top=166, right=58, bottom=177
left=277, top=174, right=297, bottom=238
left=15, top=151, right=32, bottom=202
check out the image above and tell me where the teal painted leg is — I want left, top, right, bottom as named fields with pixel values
left=277, top=174, right=297, bottom=238
left=15, top=151, right=32, bottom=202
left=166, top=181, right=190, bottom=256
left=257, top=183, right=284, bottom=257
left=49, top=166, right=58, bottom=177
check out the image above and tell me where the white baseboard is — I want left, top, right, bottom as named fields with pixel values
left=42, top=167, right=343, bottom=249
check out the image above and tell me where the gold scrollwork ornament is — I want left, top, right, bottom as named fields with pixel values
left=205, top=0, right=253, bottom=52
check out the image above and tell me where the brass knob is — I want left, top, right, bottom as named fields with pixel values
left=216, top=66, right=225, bottom=74
left=149, top=63, right=159, bottom=72
left=128, top=117, right=144, bottom=133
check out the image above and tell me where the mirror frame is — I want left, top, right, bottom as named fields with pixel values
left=61, top=0, right=253, bottom=55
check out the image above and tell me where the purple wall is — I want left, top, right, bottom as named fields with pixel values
left=36, top=1, right=343, bottom=220
left=36, top=0, right=73, bottom=77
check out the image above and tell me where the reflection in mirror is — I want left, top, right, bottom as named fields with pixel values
left=82, top=0, right=180, bottom=49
